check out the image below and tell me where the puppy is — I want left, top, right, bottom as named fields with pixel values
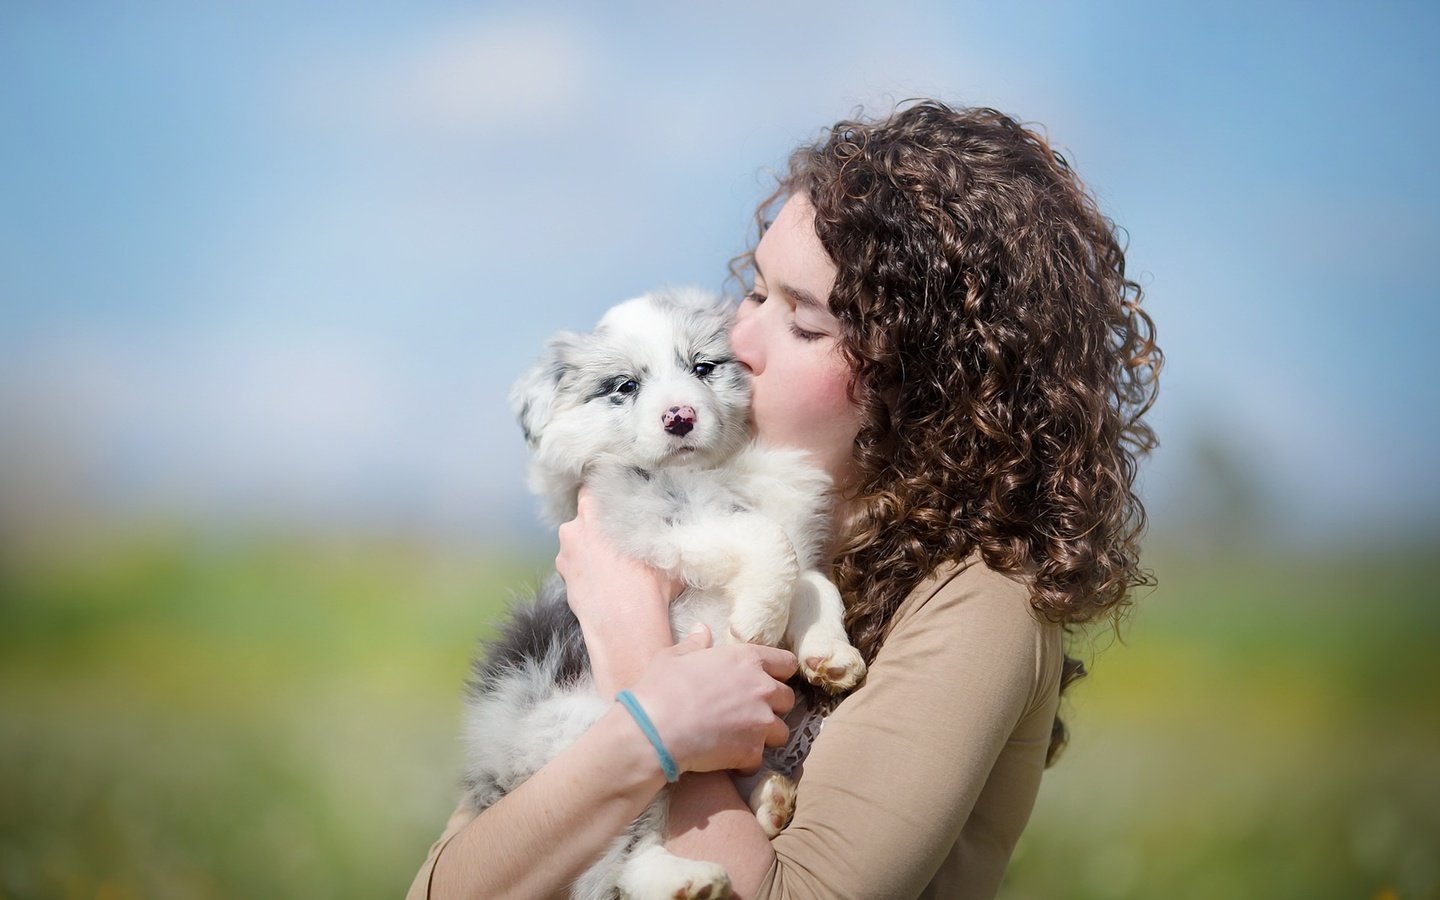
left=462, top=288, right=864, bottom=899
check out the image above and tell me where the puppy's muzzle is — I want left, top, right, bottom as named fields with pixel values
left=663, top=406, right=697, bottom=437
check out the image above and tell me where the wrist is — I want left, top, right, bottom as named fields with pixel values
left=614, top=689, right=681, bottom=782
left=593, top=704, right=673, bottom=795
left=582, top=613, right=673, bottom=695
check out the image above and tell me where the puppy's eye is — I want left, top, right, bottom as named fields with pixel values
left=692, top=362, right=716, bottom=378
left=615, top=379, right=639, bottom=395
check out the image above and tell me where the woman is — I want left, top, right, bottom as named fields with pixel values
left=409, top=100, right=1160, bottom=899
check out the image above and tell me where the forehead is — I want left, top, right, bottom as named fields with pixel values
left=753, top=194, right=838, bottom=308
left=585, top=297, right=730, bottom=369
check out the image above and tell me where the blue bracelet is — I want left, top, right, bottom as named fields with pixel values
left=615, top=690, right=680, bottom=783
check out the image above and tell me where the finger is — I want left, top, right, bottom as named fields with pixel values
left=767, top=681, right=795, bottom=716
left=734, top=760, right=762, bottom=778
left=752, top=646, right=799, bottom=680
left=672, top=623, right=713, bottom=654
left=764, top=716, right=790, bottom=748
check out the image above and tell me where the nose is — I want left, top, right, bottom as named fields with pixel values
left=730, top=304, right=761, bottom=374
left=663, top=406, right=696, bottom=437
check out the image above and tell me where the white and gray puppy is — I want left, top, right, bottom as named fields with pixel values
left=462, top=288, right=865, bottom=899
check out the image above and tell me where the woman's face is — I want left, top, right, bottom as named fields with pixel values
left=730, top=193, right=863, bottom=492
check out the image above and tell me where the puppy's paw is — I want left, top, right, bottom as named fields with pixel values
left=668, top=865, right=732, bottom=900
left=799, top=640, right=867, bottom=693
left=747, top=771, right=797, bottom=838
left=619, top=849, right=732, bottom=900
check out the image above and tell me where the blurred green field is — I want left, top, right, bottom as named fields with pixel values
left=1, top=529, right=1436, bottom=899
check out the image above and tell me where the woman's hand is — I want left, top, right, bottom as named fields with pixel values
left=558, top=485, right=798, bottom=773
left=556, top=486, right=683, bottom=630
left=628, top=624, right=798, bottom=775
left=556, top=486, right=684, bottom=693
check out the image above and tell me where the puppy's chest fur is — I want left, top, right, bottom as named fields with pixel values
left=596, top=445, right=828, bottom=548
left=579, top=445, right=833, bottom=655
left=618, top=464, right=753, bottom=526
left=624, top=466, right=748, bottom=524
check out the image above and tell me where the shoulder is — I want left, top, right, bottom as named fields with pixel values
left=891, top=552, right=1048, bottom=639
left=760, top=553, right=1061, bottom=897
left=879, top=552, right=1063, bottom=717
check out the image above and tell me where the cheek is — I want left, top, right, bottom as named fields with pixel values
left=779, top=352, right=863, bottom=488
left=758, top=348, right=859, bottom=436
left=797, top=352, right=858, bottom=420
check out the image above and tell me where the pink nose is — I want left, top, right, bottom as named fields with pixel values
left=663, top=406, right=696, bottom=437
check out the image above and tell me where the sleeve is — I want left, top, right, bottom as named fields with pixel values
left=405, top=795, right=478, bottom=900
left=754, top=566, right=1044, bottom=900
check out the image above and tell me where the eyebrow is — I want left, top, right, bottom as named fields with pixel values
left=754, top=258, right=827, bottom=311
left=781, top=283, right=826, bottom=311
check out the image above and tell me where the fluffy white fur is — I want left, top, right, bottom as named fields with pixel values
left=464, top=288, right=865, bottom=899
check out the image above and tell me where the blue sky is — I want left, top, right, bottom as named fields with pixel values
left=2, top=1, right=1437, bottom=548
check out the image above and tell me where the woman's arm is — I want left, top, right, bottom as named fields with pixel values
left=425, top=702, right=670, bottom=899
left=570, top=532, right=1056, bottom=899
left=554, top=488, right=680, bottom=694
left=677, top=563, right=1056, bottom=899
left=557, top=491, right=797, bottom=771
left=411, top=489, right=798, bottom=900
left=556, top=488, right=783, bottom=894
left=416, top=627, right=796, bottom=899
left=665, top=773, right=778, bottom=894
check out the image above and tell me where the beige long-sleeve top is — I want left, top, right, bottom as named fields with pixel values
left=408, top=553, right=1063, bottom=899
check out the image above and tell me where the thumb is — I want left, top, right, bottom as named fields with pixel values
left=672, top=623, right=713, bottom=654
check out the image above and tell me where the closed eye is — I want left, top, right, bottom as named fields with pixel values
left=745, top=290, right=824, bottom=342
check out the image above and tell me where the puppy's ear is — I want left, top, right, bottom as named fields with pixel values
left=510, top=332, right=579, bottom=447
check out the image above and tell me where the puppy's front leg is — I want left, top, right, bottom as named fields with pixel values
left=652, top=516, right=797, bottom=647
left=788, top=570, right=866, bottom=693
left=718, top=515, right=799, bottom=647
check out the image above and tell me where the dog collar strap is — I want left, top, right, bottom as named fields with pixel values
left=615, top=690, right=680, bottom=783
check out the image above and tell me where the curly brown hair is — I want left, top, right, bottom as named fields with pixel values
left=731, top=100, right=1161, bottom=765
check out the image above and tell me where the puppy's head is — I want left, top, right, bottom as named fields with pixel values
left=511, top=288, right=751, bottom=508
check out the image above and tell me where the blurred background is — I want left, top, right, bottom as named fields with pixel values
left=2, top=2, right=1437, bottom=898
